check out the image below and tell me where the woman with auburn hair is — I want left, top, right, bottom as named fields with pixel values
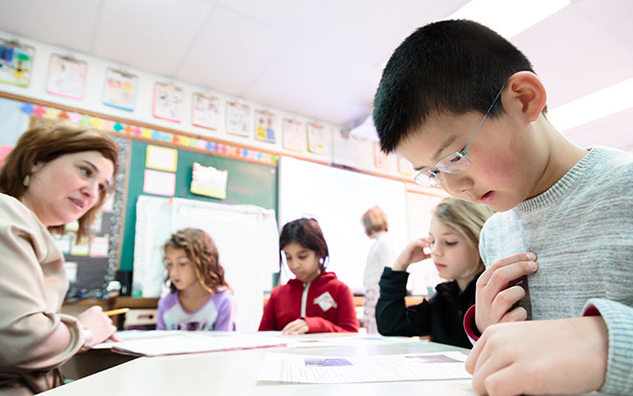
left=0, top=124, right=119, bottom=395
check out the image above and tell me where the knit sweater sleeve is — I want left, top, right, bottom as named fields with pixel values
left=376, top=267, right=432, bottom=337
left=584, top=298, right=633, bottom=395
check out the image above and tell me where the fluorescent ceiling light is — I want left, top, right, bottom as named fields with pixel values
left=450, top=0, right=570, bottom=39
left=547, top=78, right=633, bottom=132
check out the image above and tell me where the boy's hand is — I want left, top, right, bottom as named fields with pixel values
left=475, top=253, right=538, bottom=332
left=465, top=317, right=608, bottom=396
left=392, top=237, right=432, bottom=272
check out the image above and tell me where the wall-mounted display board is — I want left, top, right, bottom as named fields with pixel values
left=118, top=139, right=278, bottom=272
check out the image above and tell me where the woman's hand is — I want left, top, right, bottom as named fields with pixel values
left=77, top=306, right=117, bottom=345
left=392, top=237, right=432, bottom=272
left=281, top=318, right=309, bottom=335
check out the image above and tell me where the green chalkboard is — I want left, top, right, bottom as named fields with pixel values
left=119, top=140, right=278, bottom=271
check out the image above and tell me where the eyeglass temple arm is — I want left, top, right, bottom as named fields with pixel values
left=463, top=81, right=508, bottom=155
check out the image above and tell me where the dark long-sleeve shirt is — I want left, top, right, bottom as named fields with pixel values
left=375, top=267, right=480, bottom=348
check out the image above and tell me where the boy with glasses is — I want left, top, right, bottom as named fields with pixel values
left=373, top=19, right=633, bottom=396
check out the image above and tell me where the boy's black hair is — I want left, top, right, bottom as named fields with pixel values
left=373, top=19, right=540, bottom=153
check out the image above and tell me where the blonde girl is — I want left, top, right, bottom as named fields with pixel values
left=375, top=198, right=494, bottom=347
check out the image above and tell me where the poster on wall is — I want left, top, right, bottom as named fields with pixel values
left=226, top=101, right=250, bottom=137
left=307, top=123, right=327, bottom=155
left=146, top=145, right=178, bottom=172
left=0, top=145, right=13, bottom=165
left=46, top=54, right=87, bottom=100
left=0, top=39, right=34, bottom=87
left=192, top=92, right=219, bottom=130
left=282, top=119, right=305, bottom=152
left=190, top=162, right=228, bottom=199
left=153, top=82, right=184, bottom=123
left=254, top=109, right=275, bottom=143
left=102, top=68, right=138, bottom=111
left=397, top=156, right=415, bottom=176
left=373, top=142, right=397, bottom=171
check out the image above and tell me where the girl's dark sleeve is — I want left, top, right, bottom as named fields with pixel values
left=375, top=267, right=433, bottom=337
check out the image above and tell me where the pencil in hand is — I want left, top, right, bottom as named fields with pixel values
left=104, top=308, right=130, bottom=316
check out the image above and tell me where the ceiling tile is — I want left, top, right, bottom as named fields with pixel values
left=299, top=0, right=459, bottom=66
left=299, top=59, right=382, bottom=124
left=92, top=0, right=215, bottom=75
left=174, top=4, right=291, bottom=96
left=218, top=0, right=333, bottom=35
left=563, top=107, right=633, bottom=150
left=513, top=4, right=633, bottom=108
left=0, top=0, right=101, bottom=52
left=240, top=37, right=342, bottom=114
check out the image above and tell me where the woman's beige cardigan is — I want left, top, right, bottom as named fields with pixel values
left=0, top=194, right=85, bottom=395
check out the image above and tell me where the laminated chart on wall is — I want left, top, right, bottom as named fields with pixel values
left=307, top=123, right=327, bottom=155
left=282, top=118, right=305, bottom=152
left=373, top=142, right=397, bottom=172
left=192, top=92, right=219, bottom=131
left=103, top=68, right=138, bottom=111
left=254, top=109, right=276, bottom=143
left=0, top=39, right=34, bottom=87
left=153, top=82, right=184, bottom=122
left=226, top=101, right=250, bottom=137
left=190, top=162, right=228, bottom=199
left=133, top=196, right=279, bottom=331
left=46, top=54, right=87, bottom=99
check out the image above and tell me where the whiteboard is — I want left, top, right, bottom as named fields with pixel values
left=133, top=196, right=279, bottom=331
left=278, top=156, right=408, bottom=293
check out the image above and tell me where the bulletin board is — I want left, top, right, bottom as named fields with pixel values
left=119, top=139, right=278, bottom=272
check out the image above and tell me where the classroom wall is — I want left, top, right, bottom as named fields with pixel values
left=0, top=30, right=419, bottom=179
left=0, top=30, right=448, bottom=298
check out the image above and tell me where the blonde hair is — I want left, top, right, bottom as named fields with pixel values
left=163, top=228, right=230, bottom=293
left=361, top=206, right=389, bottom=235
left=433, top=198, right=495, bottom=276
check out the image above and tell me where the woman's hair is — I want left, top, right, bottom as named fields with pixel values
left=361, top=206, right=389, bottom=235
left=279, top=218, right=329, bottom=271
left=0, top=124, right=119, bottom=241
left=433, top=198, right=495, bottom=276
left=163, top=228, right=229, bottom=293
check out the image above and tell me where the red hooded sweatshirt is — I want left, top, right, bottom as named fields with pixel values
left=258, top=272, right=359, bottom=333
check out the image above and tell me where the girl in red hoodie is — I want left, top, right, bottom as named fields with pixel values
left=258, top=218, right=359, bottom=334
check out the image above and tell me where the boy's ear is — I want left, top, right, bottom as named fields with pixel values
left=504, top=71, right=547, bottom=122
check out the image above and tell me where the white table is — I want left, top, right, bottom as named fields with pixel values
left=45, top=334, right=598, bottom=396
